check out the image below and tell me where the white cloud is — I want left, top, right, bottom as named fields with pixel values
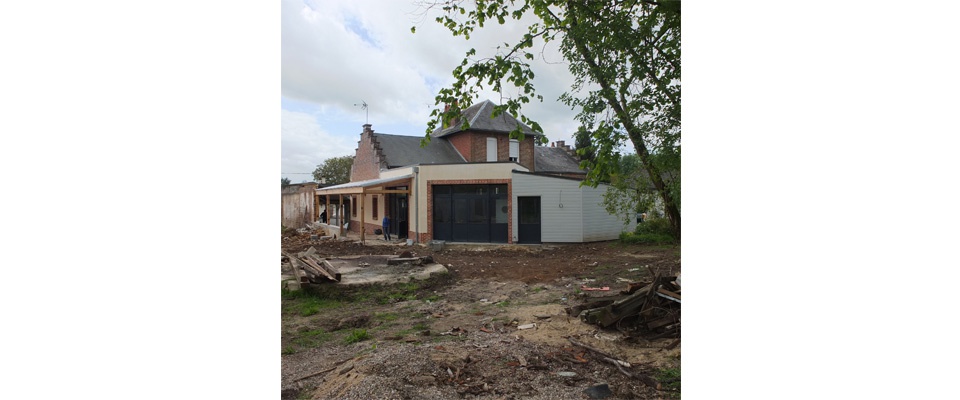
left=281, top=109, right=356, bottom=182
left=281, top=0, right=595, bottom=161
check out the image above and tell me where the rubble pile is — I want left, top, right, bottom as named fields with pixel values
left=568, top=273, right=681, bottom=343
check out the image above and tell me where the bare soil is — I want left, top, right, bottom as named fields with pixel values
left=281, top=231, right=681, bottom=399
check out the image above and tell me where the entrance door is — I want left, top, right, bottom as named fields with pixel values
left=388, top=189, right=408, bottom=239
left=517, top=197, right=541, bottom=244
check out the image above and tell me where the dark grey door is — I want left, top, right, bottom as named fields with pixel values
left=517, top=196, right=541, bottom=244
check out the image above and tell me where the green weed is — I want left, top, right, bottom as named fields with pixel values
left=344, top=329, right=371, bottom=344
left=292, top=329, right=333, bottom=348
left=656, top=367, right=681, bottom=394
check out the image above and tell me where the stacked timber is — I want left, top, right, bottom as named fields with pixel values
left=284, top=247, right=340, bottom=283
left=573, top=273, right=680, bottom=339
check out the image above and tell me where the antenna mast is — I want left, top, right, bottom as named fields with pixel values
left=354, top=100, right=369, bottom=124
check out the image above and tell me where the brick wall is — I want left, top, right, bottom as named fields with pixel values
left=444, top=131, right=537, bottom=171
left=350, top=124, right=383, bottom=181
left=446, top=134, right=473, bottom=162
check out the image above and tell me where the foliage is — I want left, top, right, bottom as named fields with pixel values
left=634, top=215, right=674, bottom=236
left=656, top=367, right=681, bottom=394
left=602, top=152, right=679, bottom=226
left=344, top=329, right=371, bottom=344
left=415, top=0, right=681, bottom=237
left=312, top=155, right=354, bottom=185
left=281, top=287, right=344, bottom=316
left=619, top=231, right=675, bottom=245
left=573, top=126, right=597, bottom=166
left=281, top=177, right=291, bottom=188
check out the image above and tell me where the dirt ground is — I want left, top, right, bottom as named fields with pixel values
left=281, top=230, right=681, bottom=399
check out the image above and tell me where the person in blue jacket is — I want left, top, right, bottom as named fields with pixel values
left=382, top=214, right=391, bottom=241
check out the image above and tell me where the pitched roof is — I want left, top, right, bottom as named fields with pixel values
left=432, top=100, right=542, bottom=138
left=373, top=132, right=465, bottom=167
left=534, top=146, right=585, bottom=174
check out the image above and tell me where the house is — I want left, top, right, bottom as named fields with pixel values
left=314, top=100, right=636, bottom=244
left=281, top=182, right=319, bottom=229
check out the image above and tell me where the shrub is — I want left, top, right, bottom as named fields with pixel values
left=619, top=231, right=676, bottom=245
left=634, top=216, right=674, bottom=236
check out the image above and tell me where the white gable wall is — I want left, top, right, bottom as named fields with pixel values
left=581, top=183, right=636, bottom=241
left=512, top=172, right=636, bottom=243
left=512, top=172, right=584, bottom=242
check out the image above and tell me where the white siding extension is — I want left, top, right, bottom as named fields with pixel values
left=511, top=172, right=635, bottom=243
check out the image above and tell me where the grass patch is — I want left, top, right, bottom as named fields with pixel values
left=292, top=329, right=334, bottom=348
left=374, top=312, right=399, bottom=322
left=282, top=346, right=296, bottom=355
left=282, top=286, right=347, bottom=316
left=344, top=329, right=371, bottom=344
left=619, top=231, right=677, bottom=245
left=412, top=322, right=429, bottom=331
left=656, top=367, right=681, bottom=395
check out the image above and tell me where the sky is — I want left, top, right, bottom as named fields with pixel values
left=281, top=0, right=583, bottom=183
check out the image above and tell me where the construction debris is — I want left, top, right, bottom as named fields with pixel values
left=571, top=273, right=680, bottom=340
left=283, top=247, right=341, bottom=283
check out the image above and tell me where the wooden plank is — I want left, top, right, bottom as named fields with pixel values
left=308, top=256, right=341, bottom=282
left=284, top=254, right=302, bottom=290
left=300, top=256, right=337, bottom=282
left=656, top=288, right=681, bottom=303
left=646, top=313, right=680, bottom=330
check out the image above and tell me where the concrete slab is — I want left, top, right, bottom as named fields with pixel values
left=324, top=255, right=449, bottom=285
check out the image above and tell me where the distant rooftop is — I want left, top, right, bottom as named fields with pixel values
left=534, top=146, right=585, bottom=174
left=373, top=132, right=465, bottom=168
left=432, top=100, right=542, bottom=138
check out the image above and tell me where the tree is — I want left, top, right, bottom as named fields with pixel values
left=415, top=0, right=681, bottom=237
left=312, top=156, right=354, bottom=185
left=602, top=152, right=679, bottom=225
left=281, top=177, right=291, bottom=188
left=573, top=127, right=596, bottom=165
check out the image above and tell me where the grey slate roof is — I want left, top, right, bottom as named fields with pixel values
left=432, top=100, right=542, bottom=138
left=535, top=146, right=586, bottom=174
left=374, top=133, right=466, bottom=167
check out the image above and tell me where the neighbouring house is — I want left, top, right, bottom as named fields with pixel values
left=281, top=182, right=319, bottom=229
left=314, top=100, right=637, bottom=244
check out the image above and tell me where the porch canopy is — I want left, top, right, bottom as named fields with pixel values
left=314, top=174, right=413, bottom=243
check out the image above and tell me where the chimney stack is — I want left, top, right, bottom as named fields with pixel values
left=363, top=124, right=373, bottom=134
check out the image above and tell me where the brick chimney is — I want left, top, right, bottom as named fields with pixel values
left=555, top=140, right=577, bottom=159
left=363, top=123, right=373, bottom=134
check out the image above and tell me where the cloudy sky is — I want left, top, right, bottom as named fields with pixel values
left=281, top=0, right=583, bottom=183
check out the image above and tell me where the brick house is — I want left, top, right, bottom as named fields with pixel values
left=314, top=100, right=634, bottom=244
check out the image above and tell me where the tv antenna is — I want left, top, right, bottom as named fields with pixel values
left=354, top=100, right=369, bottom=124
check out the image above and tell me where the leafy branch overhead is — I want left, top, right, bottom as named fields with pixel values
left=414, top=0, right=681, bottom=237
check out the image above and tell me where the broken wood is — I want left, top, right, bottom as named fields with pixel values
left=567, top=338, right=631, bottom=368
left=665, top=338, right=681, bottom=350
left=656, top=288, right=681, bottom=303
left=292, top=366, right=336, bottom=382
left=299, top=254, right=341, bottom=282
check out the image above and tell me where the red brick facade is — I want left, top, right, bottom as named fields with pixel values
left=443, top=131, right=536, bottom=172
left=350, top=124, right=384, bottom=182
